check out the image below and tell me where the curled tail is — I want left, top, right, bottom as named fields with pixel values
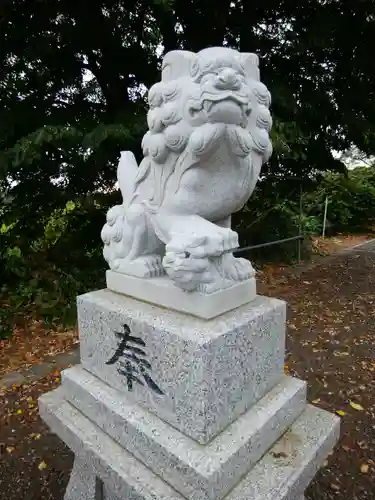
left=101, top=151, right=139, bottom=267
left=117, top=151, right=139, bottom=207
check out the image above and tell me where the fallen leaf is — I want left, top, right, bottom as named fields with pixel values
left=357, top=441, right=368, bottom=450
left=312, top=398, right=321, bottom=404
left=330, top=483, right=340, bottom=491
left=6, top=446, right=15, bottom=454
left=342, top=445, right=353, bottom=452
left=38, top=461, right=47, bottom=470
left=16, top=409, right=22, bottom=415
left=360, top=463, right=369, bottom=474
left=24, top=352, right=34, bottom=362
left=29, top=433, right=41, bottom=440
left=336, top=410, right=345, bottom=417
left=349, top=401, right=364, bottom=411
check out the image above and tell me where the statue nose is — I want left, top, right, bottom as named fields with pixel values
left=215, top=68, right=240, bottom=90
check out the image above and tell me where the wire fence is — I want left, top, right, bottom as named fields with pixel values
left=233, top=235, right=304, bottom=263
left=232, top=176, right=336, bottom=263
left=234, top=177, right=305, bottom=263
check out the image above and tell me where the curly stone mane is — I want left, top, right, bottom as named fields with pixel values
left=131, top=48, right=272, bottom=209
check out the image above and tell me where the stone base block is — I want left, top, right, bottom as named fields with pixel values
left=64, top=457, right=103, bottom=500
left=61, top=365, right=307, bottom=500
left=78, top=289, right=286, bottom=443
left=64, top=459, right=307, bottom=500
left=106, top=270, right=256, bottom=319
left=39, top=389, right=340, bottom=500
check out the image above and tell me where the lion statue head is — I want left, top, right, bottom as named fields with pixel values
left=132, top=47, right=272, bottom=213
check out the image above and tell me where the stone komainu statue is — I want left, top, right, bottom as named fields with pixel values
left=101, top=47, right=272, bottom=293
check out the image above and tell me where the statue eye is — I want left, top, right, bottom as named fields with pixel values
left=188, top=106, right=200, bottom=118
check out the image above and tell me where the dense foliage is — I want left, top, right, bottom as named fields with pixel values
left=1, top=0, right=375, bottom=336
left=238, top=166, right=375, bottom=261
left=304, top=166, right=375, bottom=234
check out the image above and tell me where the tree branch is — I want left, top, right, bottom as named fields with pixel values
left=151, top=2, right=179, bottom=53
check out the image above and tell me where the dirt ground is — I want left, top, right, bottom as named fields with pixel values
left=0, top=242, right=374, bottom=500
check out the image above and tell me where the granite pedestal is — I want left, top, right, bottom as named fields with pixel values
left=39, top=288, right=339, bottom=500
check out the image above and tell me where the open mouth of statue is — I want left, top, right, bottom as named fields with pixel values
left=202, top=96, right=250, bottom=125
left=202, top=90, right=248, bottom=108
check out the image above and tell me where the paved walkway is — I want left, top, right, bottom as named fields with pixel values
left=0, top=349, right=80, bottom=390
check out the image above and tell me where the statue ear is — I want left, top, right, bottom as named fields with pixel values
left=162, top=50, right=196, bottom=82
left=240, top=53, right=260, bottom=82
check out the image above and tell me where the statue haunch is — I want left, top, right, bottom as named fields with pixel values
left=101, top=47, right=272, bottom=293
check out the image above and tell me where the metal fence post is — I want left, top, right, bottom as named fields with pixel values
left=298, top=183, right=303, bottom=263
left=322, top=196, right=329, bottom=238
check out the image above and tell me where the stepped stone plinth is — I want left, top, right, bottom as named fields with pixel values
left=39, top=45, right=339, bottom=500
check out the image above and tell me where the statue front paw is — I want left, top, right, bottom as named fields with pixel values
left=221, top=254, right=255, bottom=281
left=166, top=227, right=238, bottom=259
left=113, top=255, right=164, bottom=278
